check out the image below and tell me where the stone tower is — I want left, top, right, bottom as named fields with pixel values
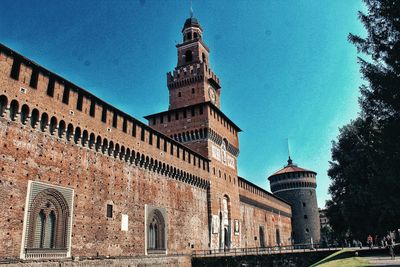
left=268, top=157, right=320, bottom=244
left=145, top=15, right=242, bottom=250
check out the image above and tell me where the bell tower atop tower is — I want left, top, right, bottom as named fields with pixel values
left=167, top=15, right=221, bottom=110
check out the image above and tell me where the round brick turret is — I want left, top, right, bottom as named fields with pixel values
left=268, top=157, right=320, bottom=244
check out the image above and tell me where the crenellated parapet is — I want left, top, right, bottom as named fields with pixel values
left=167, top=62, right=220, bottom=90
left=0, top=43, right=211, bottom=188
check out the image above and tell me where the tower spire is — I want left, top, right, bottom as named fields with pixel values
left=287, top=138, right=293, bottom=165
left=190, top=0, right=193, bottom=18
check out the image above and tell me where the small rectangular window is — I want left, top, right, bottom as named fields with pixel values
left=106, top=204, right=113, bottom=218
left=47, top=77, right=55, bottom=97
left=89, top=100, right=96, bottom=117
left=164, top=140, right=168, bottom=152
left=199, top=107, right=203, bottom=115
left=191, top=108, right=195, bottom=116
left=76, top=93, right=83, bottom=111
left=177, top=147, right=180, bottom=158
left=29, top=68, right=39, bottom=89
left=183, top=110, right=187, bottom=118
left=160, top=116, right=164, bottom=124
left=167, top=114, right=171, bottom=122
left=170, top=143, right=174, bottom=155
left=62, top=86, right=70, bottom=104
left=175, top=112, right=179, bottom=120
left=149, top=132, right=153, bottom=145
left=153, top=118, right=156, bottom=125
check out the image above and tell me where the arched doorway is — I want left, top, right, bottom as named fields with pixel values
left=219, top=195, right=231, bottom=250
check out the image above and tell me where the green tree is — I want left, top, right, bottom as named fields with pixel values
left=327, top=0, right=400, bottom=239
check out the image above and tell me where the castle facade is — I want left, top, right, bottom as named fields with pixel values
left=0, top=16, right=292, bottom=265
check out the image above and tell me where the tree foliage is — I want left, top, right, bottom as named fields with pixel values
left=327, top=0, right=400, bottom=239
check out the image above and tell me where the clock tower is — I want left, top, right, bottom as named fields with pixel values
left=168, top=15, right=221, bottom=110
left=145, top=15, right=242, bottom=250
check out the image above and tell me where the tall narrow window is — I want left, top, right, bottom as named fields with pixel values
left=101, top=106, right=107, bottom=122
left=29, top=69, right=39, bottom=89
left=89, top=100, right=96, bottom=117
left=106, top=204, right=113, bottom=218
left=112, top=112, right=118, bottom=128
left=76, top=93, right=83, bottom=111
left=10, top=58, right=21, bottom=80
left=132, top=122, right=136, bottom=137
left=149, top=132, right=153, bottom=145
left=156, top=136, right=160, bottom=149
left=62, top=86, right=70, bottom=104
left=141, top=127, right=145, bottom=141
left=147, top=209, right=166, bottom=251
left=47, top=77, right=55, bottom=97
left=122, top=118, right=127, bottom=133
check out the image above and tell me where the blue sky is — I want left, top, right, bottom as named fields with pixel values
left=1, top=0, right=366, bottom=207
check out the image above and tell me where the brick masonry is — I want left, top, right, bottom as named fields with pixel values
left=0, top=15, right=293, bottom=266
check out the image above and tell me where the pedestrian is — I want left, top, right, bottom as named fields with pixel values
left=388, top=236, right=396, bottom=260
left=367, top=235, right=373, bottom=249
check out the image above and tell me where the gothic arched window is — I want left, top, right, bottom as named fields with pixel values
left=147, top=209, right=166, bottom=251
left=26, top=188, right=70, bottom=251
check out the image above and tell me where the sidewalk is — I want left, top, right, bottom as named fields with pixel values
left=363, top=255, right=400, bottom=266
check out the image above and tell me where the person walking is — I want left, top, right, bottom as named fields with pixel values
left=388, top=235, right=396, bottom=260
left=367, top=235, right=373, bottom=249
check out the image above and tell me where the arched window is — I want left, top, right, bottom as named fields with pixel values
left=40, top=113, right=49, bottom=132
left=0, top=95, right=7, bottom=117
left=147, top=209, right=166, bottom=251
left=26, top=188, right=70, bottom=251
left=58, top=120, right=66, bottom=138
left=185, top=50, right=193, bottom=63
left=66, top=124, right=74, bottom=141
left=30, top=109, right=39, bottom=129
left=49, top=117, right=57, bottom=135
left=9, top=100, right=19, bottom=121
left=20, top=104, right=30, bottom=125
left=74, top=127, right=81, bottom=144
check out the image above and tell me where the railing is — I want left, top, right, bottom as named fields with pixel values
left=192, top=243, right=342, bottom=258
left=25, top=248, right=68, bottom=259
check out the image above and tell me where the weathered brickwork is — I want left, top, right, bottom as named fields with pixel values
left=268, top=159, right=321, bottom=244
left=145, top=17, right=292, bottom=252
left=0, top=15, right=294, bottom=266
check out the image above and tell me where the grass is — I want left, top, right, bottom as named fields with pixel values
left=309, top=249, right=370, bottom=267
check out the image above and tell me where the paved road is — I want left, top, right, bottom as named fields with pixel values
left=363, top=255, right=400, bottom=266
